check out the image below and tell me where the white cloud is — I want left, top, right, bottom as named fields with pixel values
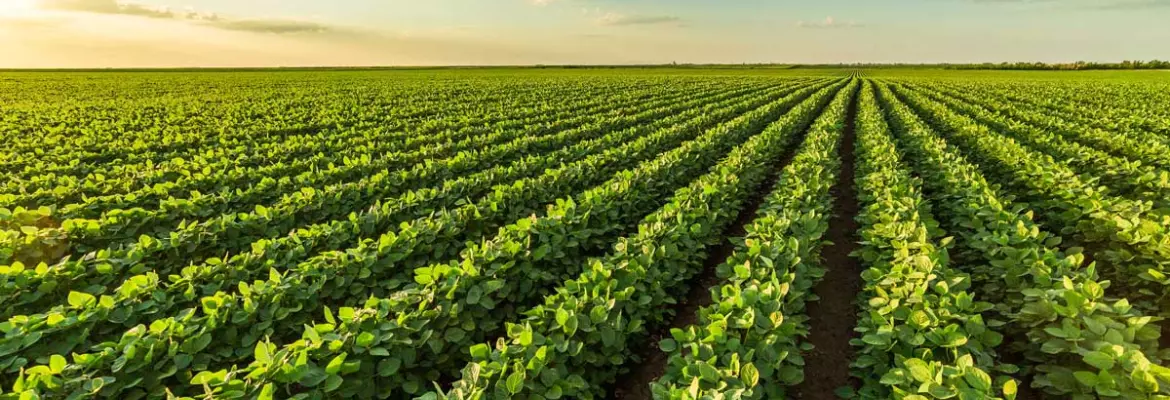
left=594, top=12, right=683, bottom=27
left=33, top=0, right=336, bottom=34
left=37, top=0, right=173, bottom=17
left=1, top=2, right=570, bottom=67
left=796, top=16, right=863, bottom=28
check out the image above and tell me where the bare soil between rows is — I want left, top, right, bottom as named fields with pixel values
left=790, top=85, right=862, bottom=400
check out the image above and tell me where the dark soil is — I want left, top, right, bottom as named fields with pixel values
left=1160, top=320, right=1170, bottom=351
left=790, top=86, right=863, bottom=400
left=995, top=333, right=1042, bottom=400
left=609, top=90, right=833, bottom=400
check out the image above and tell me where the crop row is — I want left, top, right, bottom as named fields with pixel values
left=0, top=79, right=800, bottom=317
left=0, top=77, right=678, bottom=179
left=0, top=79, right=811, bottom=324
left=902, top=83, right=1170, bottom=212
left=875, top=81, right=1170, bottom=398
left=423, top=80, right=847, bottom=400
left=847, top=81, right=1017, bottom=399
left=0, top=81, right=559, bottom=182
left=0, top=82, right=709, bottom=209
left=934, top=79, right=1170, bottom=139
left=4, top=79, right=752, bottom=273
left=884, top=81, right=1170, bottom=320
left=650, top=79, right=858, bottom=399
left=6, top=79, right=836, bottom=398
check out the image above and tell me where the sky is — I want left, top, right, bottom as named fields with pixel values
left=0, top=0, right=1167, bottom=67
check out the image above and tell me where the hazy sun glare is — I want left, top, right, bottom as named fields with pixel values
left=0, top=0, right=36, bottom=16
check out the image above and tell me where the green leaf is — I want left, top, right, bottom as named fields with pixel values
left=1083, top=351, right=1115, bottom=371
left=377, top=358, right=401, bottom=376
left=470, top=344, right=491, bottom=360
left=304, top=324, right=322, bottom=342
left=1132, top=369, right=1159, bottom=393
left=862, top=333, right=889, bottom=346
left=590, top=305, right=608, bottom=324
left=1003, top=379, right=1018, bottom=400
left=659, top=339, right=677, bottom=353
left=880, top=370, right=908, bottom=386
left=258, top=383, right=276, bottom=400
left=326, top=353, right=347, bottom=375
left=50, top=354, right=66, bottom=374
left=403, top=379, right=421, bottom=394
left=545, top=384, right=562, bottom=399
left=67, top=291, right=95, bottom=308
left=446, top=328, right=466, bottom=343
left=909, top=310, right=930, bottom=329
left=1083, top=280, right=1104, bottom=300
left=324, top=374, right=344, bottom=392
left=740, top=363, right=760, bottom=387
left=963, top=367, right=991, bottom=391
left=1074, top=371, right=1098, bottom=387
left=26, top=366, right=52, bottom=376
left=254, top=342, right=272, bottom=364
left=734, top=264, right=751, bottom=279
left=520, top=328, right=534, bottom=346
left=779, top=365, right=804, bottom=385
left=1083, top=316, right=1107, bottom=335
left=927, top=384, right=957, bottom=399
left=563, top=314, right=578, bottom=336
left=698, top=363, right=719, bottom=383
left=190, top=370, right=227, bottom=385
left=905, top=358, right=933, bottom=383
left=356, top=332, right=376, bottom=348
left=467, top=285, right=483, bottom=305
left=507, top=370, right=526, bottom=394
left=414, top=270, right=433, bottom=285
left=323, top=307, right=336, bottom=325
left=834, top=386, right=856, bottom=399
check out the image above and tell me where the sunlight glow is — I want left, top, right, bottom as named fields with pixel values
left=0, top=0, right=37, bottom=17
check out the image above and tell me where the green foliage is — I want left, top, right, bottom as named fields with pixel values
left=0, top=74, right=822, bottom=398
left=849, top=82, right=1015, bottom=399
left=426, top=80, right=846, bottom=400
left=877, top=80, right=1170, bottom=398
left=650, top=79, right=858, bottom=399
left=4, top=69, right=1170, bottom=400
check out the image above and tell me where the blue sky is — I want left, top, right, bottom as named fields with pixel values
left=0, top=0, right=1167, bottom=67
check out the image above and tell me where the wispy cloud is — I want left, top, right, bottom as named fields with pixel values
left=966, top=0, right=1055, bottom=3
left=796, top=16, right=862, bottom=28
left=1092, top=0, right=1170, bottom=9
left=595, top=13, right=683, bottom=27
left=965, top=0, right=1170, bottom=8
left=209, top=19, right=331, bottom=34
left=39, top=0, right=180, bottom=18
left=35, top=0, right=336, bottom=34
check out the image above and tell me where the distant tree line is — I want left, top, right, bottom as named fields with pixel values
left=945, top=60, right=1170, bottom=70
left=6, top=61, right=1166, bottom=73
left=793, top=61, right=1170, bottom=70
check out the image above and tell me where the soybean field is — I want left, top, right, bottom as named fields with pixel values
left=2, top=69, right=1170, bottom=400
